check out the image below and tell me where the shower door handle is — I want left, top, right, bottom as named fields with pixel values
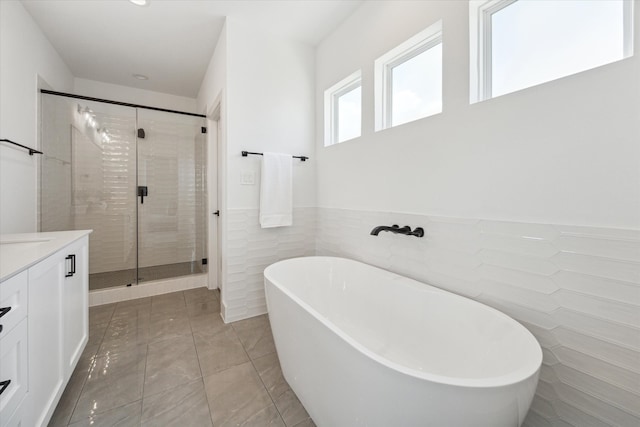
left=138, top=186, right=148, bottom=204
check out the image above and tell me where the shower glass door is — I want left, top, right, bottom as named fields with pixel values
left=135, top=109, right=207, bottom=283
left=40, top=93, right=207, bottom=291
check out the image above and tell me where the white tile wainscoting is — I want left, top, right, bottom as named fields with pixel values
left=315, top=208, right=639, bottom=427
left=219, top=205, right=638, bottom=426
left=223, top=207, right=316, bottom=322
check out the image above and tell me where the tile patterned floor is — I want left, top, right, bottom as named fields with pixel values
left=48, top=288, right=315, bottom=427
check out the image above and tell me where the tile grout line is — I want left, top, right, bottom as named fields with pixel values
left=232, top=318, right=289, bottom=426
left=186, top=291, right=217, bottom=426
left=68, top=304, right=118, bottom=425
left=230, top=320, right=287, bottom=426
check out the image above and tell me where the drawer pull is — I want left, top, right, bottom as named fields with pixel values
left=0, top=306, right=10, bottom=333
left=0, top=379, right=10, bottom=395
left=0, top=306, right=10, bottom=319
left=65, top=254, right=76, bottom=277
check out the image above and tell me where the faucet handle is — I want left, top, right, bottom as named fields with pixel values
left=411, top=227, right=425, bottom=237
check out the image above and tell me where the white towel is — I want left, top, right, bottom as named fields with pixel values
left=260, top=152, right=293, bottom=228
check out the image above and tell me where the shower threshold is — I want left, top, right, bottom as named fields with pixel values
left=89, top=261, right=206, bottom=291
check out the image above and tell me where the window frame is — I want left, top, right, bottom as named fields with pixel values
left=323, top=70, right=362, bottom=146
left=470, top=0, right=635, bottom=103
left=374, top=20, right=443, bottom=131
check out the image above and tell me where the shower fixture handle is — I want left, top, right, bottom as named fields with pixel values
left=138, top=186, right=148, bottom=204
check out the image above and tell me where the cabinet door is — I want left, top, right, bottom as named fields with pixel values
left=62, top=236, right=88, bottom=377
left=0, top=320, right=28, bottom=426
left=28, top=251, right=65, bottom=427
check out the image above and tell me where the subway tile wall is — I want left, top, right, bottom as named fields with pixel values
left=223, top=207, right=316, bottom=322
left=136, top=114, right=206, bottom=269
left=314, top=207, right=639, bottom=427
left=71, top=114, right=138, bottom=275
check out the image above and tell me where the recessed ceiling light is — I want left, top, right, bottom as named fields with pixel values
left=133, top=74, right=149, bottom=80
left=129, top=0, right=150, bottom=6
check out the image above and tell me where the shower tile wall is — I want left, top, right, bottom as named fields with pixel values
left=315, top=207, right=639, bottom=427
left=224, top=207, right=316, bottom=322
left=71, top=111, right=137, bottom=275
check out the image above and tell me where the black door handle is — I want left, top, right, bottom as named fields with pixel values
left=213, top=210, right=220, bottom=216
left=0, top=380, right=11, bottom=395
left=138, top=186, right=148, bottom=204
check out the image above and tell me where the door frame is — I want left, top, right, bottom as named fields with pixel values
left=206, top=93, right=224, bottom=292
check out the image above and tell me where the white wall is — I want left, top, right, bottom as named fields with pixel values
left=197, top=19, right=317, bottom=321
left=316, top=0, right=640, bottom=229
left=197, top=22, right=227, bottom=115
left=314, top=2, right=640, bottom=427
left=227, top=18, right=316, bottom=210
left=0, top=0, right=74, bottom=233
left=74, top=78, right=197, bottom=113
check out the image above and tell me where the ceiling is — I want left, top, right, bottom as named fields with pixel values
left=22, top=0, right=362, bottom=98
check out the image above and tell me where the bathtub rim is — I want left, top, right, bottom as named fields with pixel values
left=264, top=256, right=543, bottom=389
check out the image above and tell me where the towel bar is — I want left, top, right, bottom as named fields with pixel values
left=242, top=151, right=308, bottom=161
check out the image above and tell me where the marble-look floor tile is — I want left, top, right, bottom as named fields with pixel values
left=204, top=362, right=273, bottom=427
left=89, top=304, right=116, bottom=327
left=48, top=363, right=90, bottom=427
left=144, top=334, right=201, bottom=397
left=148, top=311, right=192, bottom=343
left=116, top=296, right=152, bottom=308
left=70, top=345, right=147, bottom=424
left=111, top=298, right=152, bottom=321
left=98, top=316, right=151, bottom=356
left=141, top=378, right=212, bottom=426
left=189, top=312, right=227, bottom=335
left=150, top=292, right=186, bottom=314
left=194, top=327, right=249, bottom=377
left=69, top=400, right=142, bottom=427
left=252, top=353, right=309, bottom=426
left=274, top=389, right=309, bottom=426
left=232, top=314, right=277, bottom=359
left=187, top=300, right=221, bottom=318
left=242, top=403, right=285, bottom=427
left=88, top=322, right=109, bottom=347
left=252, top=352, right=289, bottom=399
left=292, top=418, right=316, bottom=427
left=184, top=287, right=219, bottom=305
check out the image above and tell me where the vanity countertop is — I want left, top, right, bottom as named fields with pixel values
left=0, top=230, right=92, bottom=282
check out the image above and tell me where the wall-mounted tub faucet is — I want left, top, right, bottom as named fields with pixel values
left=370, top=224, right=424, bottom=238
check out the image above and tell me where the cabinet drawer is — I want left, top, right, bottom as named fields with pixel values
left=2, top=400, right=25, bottom=427
left=0, top=319, right=28, bottom=423
left=0, top=271, right=28, bottom=339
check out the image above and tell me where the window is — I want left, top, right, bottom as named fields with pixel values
left=470, top=0, right=634, bottom=102
left=375, top=20, right=443, bottom=131
left=324, top=71, right=362, bottom=146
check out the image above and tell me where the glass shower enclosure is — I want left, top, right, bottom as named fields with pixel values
left=39, top=92, right=207, bottom=291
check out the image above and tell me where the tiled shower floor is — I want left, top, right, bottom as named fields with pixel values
left=49, top=288, right=315, bottom=427
left=89, top=262, right=206, bottom=290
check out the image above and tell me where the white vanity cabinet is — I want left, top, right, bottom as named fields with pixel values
left=0, top=272, right=29, bottom=427
left=0, top=232, right=90, bottom=427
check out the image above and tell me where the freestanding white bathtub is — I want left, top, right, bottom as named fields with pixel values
left=264, top=257, right=542, bottom=427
